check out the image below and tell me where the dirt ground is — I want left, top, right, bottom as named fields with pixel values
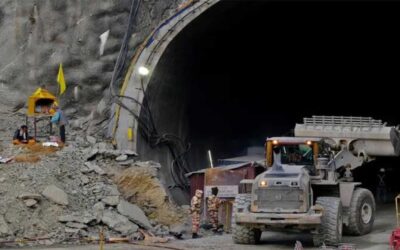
left=1, top=204, right=395, bottom=250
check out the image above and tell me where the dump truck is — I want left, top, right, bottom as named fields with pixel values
left=232, top=116, right=400, bottom=246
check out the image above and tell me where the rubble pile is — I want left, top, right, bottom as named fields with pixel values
left=0, top=131, right=189, bottom=246
left=116, top=162, right=189, bottom=226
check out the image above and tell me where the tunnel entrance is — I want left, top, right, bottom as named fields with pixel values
left=136, top=1, right=400, bottom=203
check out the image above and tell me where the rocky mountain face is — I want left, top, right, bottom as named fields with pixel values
left=0, top=0, right=181, bottom=134
left=0, top=0, right=194, bottom=246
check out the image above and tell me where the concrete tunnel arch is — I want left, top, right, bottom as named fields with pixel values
left=113, top=0, right=220, bottom=151
left=112, top=0, right=221, bottom=203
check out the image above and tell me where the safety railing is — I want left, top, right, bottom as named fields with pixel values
left=302, top=116, right=385, bottom=128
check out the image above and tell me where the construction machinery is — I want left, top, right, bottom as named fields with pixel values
left=232, top=116, right=400, bottom=246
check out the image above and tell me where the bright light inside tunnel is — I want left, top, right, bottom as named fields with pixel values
left=138, top=66, right=150, bottom=76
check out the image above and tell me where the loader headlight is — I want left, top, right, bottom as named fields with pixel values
left=272, top=140, right=279, bottom=145
left=306, top=140, right=312, bottom=145
left=260, top=180, right=268, bottom=187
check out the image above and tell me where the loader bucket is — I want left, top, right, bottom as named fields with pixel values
left=390, top=128, right=400, bottom=156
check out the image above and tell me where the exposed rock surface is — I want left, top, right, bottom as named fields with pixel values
left=0, top=0, right=181, bottom=136
left=0, top=0, right=191, bottom=247
left=0, top=215, right=10, bottom=236
left=101, top=210, right=138, bottom=235
left=117, top=200, right=152, bottom=230
left=42, top=185, right=69, bottom=205
left=0, top=128, right=187, bottom=246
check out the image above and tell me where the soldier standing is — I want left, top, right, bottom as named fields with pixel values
left=207, top=187, right=222, bottom=233
left=191, top=189, right=203, bottom=238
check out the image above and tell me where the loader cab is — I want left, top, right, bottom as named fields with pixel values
left=265, top=137, right=322, bottom=168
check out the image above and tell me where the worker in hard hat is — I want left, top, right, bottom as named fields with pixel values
left=207, top=187, right=223, bottom=234
left=190, top=189, right=203, bottom=238
left=51, top=105, right=68, bottom=144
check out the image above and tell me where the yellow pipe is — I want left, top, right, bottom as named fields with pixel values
left=266, top=141, right=273, bottom=167
left=127, top=127, right=133, bottom=141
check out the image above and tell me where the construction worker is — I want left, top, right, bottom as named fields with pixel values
left=190, top=189, right=203, bottom=238
left=13, top=125, right=29, bottom=144
left=287, top=147, right=302, bottom=163
left=376, top=168, right=387, bottom=203
left=207, top=187, right=222, bottom=233
left=51, top=105, right=68, bottom=144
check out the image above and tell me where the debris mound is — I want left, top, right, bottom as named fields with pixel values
left=0, top=141, right=185, bottom=247
left=116, top=162, right=187, bottom=226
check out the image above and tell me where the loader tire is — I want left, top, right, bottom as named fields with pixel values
left=232, top=225, right=261, bottom=244
left=232, top=194, right=261, bottom=244
left=313, top=197, right=343, bottom=247
left=344, top=188, right=375, bottom=236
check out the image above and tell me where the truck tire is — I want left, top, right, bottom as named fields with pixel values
left=232, top=194, right=261, bottom=244
left=343, top=188, right=375, bottom=236
left=313, top=197, right=343, bottom=247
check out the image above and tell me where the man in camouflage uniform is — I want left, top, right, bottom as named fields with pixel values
left=207, top=187, right=222, bottom=233
left=191, top=189, right=203, bottom=238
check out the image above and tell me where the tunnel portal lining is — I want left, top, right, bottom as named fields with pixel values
left=112, top=0, right=220, bottom=151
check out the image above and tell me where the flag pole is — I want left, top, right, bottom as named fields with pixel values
left=57, top=81, right=60, bottom=98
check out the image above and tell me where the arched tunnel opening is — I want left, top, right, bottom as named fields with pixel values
left=136, top=0, right=400, bottom=204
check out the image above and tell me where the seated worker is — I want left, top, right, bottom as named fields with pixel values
left=13, top=125, right=31, bottom=144
left=287, top=147, right=302, bottom=163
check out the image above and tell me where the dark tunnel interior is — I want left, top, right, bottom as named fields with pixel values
left=138, top=1, right=400, bottom=202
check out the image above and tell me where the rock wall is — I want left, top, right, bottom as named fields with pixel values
left=0, top=0, right=181, bottom=132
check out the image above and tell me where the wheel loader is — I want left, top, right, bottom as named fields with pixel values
left=232, top=116, right=400, bottom=246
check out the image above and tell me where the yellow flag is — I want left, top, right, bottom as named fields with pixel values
left=57, top=63, right=66, bottom=95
